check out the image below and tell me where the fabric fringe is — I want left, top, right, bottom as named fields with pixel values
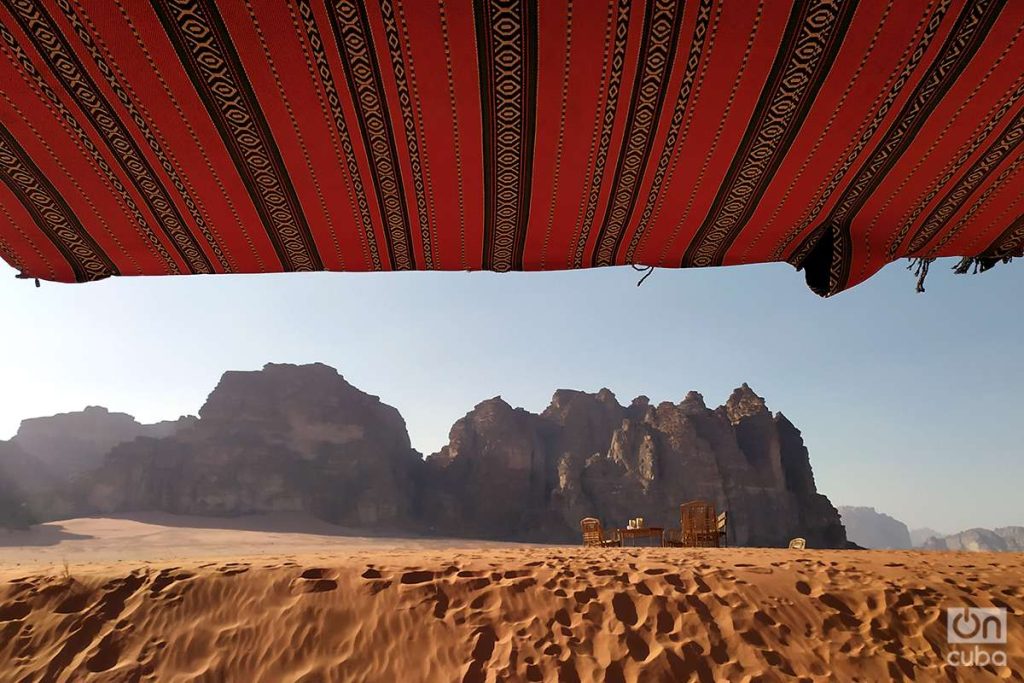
left=953, top=255, right=1014, bottom=274
left=953, top=257, right=978, bottom=275
left=910, top=254, right=1016, bottom=291
left=907, top=257, right=935, bottom=293
left=15, top=272, right=40, bottom=287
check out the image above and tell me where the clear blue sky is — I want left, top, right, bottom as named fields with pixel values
left=0, top=258, right=1020, bottom=533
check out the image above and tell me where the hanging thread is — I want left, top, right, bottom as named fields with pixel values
left=631, top=264, right=655, bottom=287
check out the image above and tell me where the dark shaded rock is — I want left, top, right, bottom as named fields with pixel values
left=0, top=408, right=195, bottom=521
left=837, top=506, right=913, bottom=549
left=423, top=397, right=547, bottom=538
left=0, top=440, right=57, bottom=496
left=12, top=406, right=193, bottom=481
left=1, top=365, right=846, bottom=548
left=0, top=470, right=34, bottom=529
left=84, top=363, right=422, bottom=527
left=0, top=440, right=68, bottom=522
left=426, top=383, right=847, bottom=548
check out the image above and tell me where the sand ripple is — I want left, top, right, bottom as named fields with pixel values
left=1, top=548, right=1022, bottom=681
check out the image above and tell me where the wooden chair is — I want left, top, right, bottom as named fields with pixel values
left=716, top=511, right=728, bottom=547
left=681, top=501, right=720, bottom=547
left=580, top=517, right=621, bottom=547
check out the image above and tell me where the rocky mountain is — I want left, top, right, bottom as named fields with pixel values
left=837, top=506, right=912, bottom=549
left=921, top=527, right=1024, bottom=552
left=13, top=406, right=194, bottom=481
left=910, top=527, right=945, bottom=547
left=0, top=407, right=196, bottom=522
left=0, top=473, right=33, bottom=529
left=423, top=384, right=846, bottom=547
left=0, top=365, right=847, bottom=547
left=82, top=364, right=421, bottom=528
left=0, top=440, right=57, bottom=497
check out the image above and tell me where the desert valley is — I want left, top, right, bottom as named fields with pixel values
left=1, top=363, right=1021, bottom=681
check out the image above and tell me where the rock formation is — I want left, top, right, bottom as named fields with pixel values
left=921, top=527, right=1024, bottom=552
left=83, top=363, right=422, bottom=528
left=424, top=383, right=846, bottom=547
left=12, top=406, right=194, bottom=481
left=0, top=364, right=847, bottom=547
left=909, top=527, right=946, bottom=547
left=0, top=472, right=33, bottom=528
left=837, top=506, right=913, bottom=549
left=0, top=408, right=195, bottom=521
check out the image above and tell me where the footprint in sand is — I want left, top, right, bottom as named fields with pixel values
left=624, top=629, right=651, bottom=662
left=291, top=568, right=339, bottom=594
left=573, top=587, right=597, bottom=606
left=300, top=567, right=335, bottom=580
left=0, top=600, right=30, bottom=622
left=54, top=592, right=90, bottom=614
left=85, top=632, right=122, bottom=673
left=149, top=569, right=196, bottom=596
left=612, top=593, right=638, bottom=626
left=217, top=565, right=250, bottom=577
left=400, top=570, right=436, bottom=585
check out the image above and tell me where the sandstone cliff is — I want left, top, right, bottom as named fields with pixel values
left=0, top=473, right=33, bottom=528
left=84, top=363, right=422, bottom=528
left=837, top=506, right=913, bottom=549
left=0, top=364, right=847, bottom=547
left=13, top=406, right=195, bottom=481
left=0, top=407, right=195, bottom=521
left=424, top=383, right=846, bottom=547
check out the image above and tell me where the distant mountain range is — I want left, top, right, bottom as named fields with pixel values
left=909, top=527, right=945, bottom=547
left=836, top=506, right=912, bottom=549
left=1, top=363, right=846, bottom=547
left=838, top=506, right=1021, bottom=553
left=920, top=527, right=1024, bottom=552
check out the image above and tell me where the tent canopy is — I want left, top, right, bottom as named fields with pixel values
left=0, top=0, right=1021, bottom=295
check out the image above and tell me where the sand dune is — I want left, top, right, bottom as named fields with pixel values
left=1, top=520, right=1022, bottom=681
left=0, top=513, right=524, bottom=567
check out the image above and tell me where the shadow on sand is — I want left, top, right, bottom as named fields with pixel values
left=0, top=523, right=95, bottom=547
left=75, top=510, right=421, bottom=539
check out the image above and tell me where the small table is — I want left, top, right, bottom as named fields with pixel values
left=617, top=527, right=665, bottom=547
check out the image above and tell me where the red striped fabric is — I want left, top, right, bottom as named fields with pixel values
left=0, top=0, right=1021, bottom=295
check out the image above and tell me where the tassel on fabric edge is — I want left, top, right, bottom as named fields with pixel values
left=955, top=254, right=1014, bottom=274
left=907, top=257, right=935, bottom=293
left=918, top=254, right=1016, bottom=289
left=953, top=257, right=977, bottom=275
left=14, top=272, right=42, bottom=287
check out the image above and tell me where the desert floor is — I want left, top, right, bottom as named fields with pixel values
left=1, top=515, right=1022, bottom=682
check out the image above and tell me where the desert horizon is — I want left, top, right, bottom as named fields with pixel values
left=3, top=0, right=1022, bottom=675
left=2, top=513, right=1022, bottom=681
left=2, top=362, right=1021, bottom=680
